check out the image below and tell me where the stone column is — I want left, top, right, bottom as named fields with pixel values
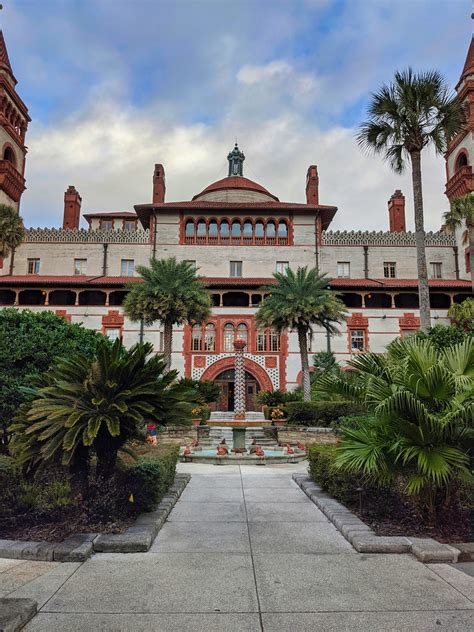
left=233, top=339, right=246, bottom=420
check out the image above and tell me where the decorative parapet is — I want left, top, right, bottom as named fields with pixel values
left=24, top=228, right=150, bottom=244
left=322, top=230, right=455, bottom=247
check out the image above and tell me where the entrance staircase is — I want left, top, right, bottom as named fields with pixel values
left=208, top=411, right=270, bottom=427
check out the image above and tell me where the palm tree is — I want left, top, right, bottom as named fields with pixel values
left=123, top=258, right=212, bottom=370
left=10, top=340, right=195, bottom=485
left=0, top=203, right=25, bottom=275
left=256, top=266, right=347, bottom=401
left=443, top=193, right=474, bottom=291
left=317, top=336, right=473, bottom=522
left=357, top=69, right=465, bottom=331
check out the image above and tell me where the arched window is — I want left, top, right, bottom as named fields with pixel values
left=266, top=221, right=276, bottom=238
left=3, top=146, right=15, bottom=165
left=185, top=220, right=194, bottom=237
left=204, top=323, right=216, bottom=351
left=208, top=220, right=218, bottom=238
left=196, top=220, right=206, bottom=238
left=236, top=323, right=248, bottom=345
left=456, top=152, right=468, bottom=171
left=255, top=221, right=264, bottom=238
left=223, top=323, right=235, bottom=351
left=192, top=324, right=203, bottom=351
left=277, top=221, right=288, bottom=238
left=257, top=327, right=280, bottom=351
left=243, top=221, right=253, bottom=238
left=220, top=220, right=230, bottom=237
left=231, top=221, right=241, bottom=238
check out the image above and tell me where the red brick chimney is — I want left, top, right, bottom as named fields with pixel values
left=306, top=165, right=319, bottom=205
left=63, top=185, right=82, bottom=229
left=153, top=164, right=166, bottom=204
left=388, top=189, right=406, bottom=232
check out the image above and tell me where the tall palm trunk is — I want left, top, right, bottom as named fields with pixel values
left=163, top=320, right=173, bottom=371
left=469, top=227, right=474, bottom=293
left=410, top=150, right=431, bottom=332
left=297, top=326, right=311, bottom=402
left=8, top=246, right=15, bottom=275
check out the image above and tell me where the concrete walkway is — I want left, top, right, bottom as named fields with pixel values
left=0, top=463, right=473, bottom=631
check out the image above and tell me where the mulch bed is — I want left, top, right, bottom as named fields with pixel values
left=0, top=505, right=136, bottom=543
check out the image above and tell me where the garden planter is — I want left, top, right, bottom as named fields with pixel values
left=191, top=418, right=201, bottom=427
left=273, top=419, right=288, bottom=427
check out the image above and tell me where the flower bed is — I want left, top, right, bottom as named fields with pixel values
left=307, top=445, right=471, bottom=543
left=0, top=444, right=179, bottom=543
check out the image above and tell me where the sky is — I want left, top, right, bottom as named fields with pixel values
left=1, top=0, right=472, bottom=231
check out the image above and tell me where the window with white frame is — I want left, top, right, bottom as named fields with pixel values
left=223, top=323, right=235, bottom=351
left=337, top=262, right=350, bottom=278
left=204, top=323, right=216, bottom=351
left=105, top=327, right=121, bottom=342
left=257, top=328, right=280, bottom=352
left=27, top=258, right=40, bottom=274
left=191, top=324, right=202, bottom=351
left=430, top=262, right=442, bottom=279
left=121, top=259, right=135, bottom=276
left=74, top=258, right=87, bottom=275
left=383, top=262, right=396, bottom=278
left=350, top=329, right=365, bottom=351
left=101, top=220, right=113, bottom=231
left=276, top=261, right=289, bottom=274
left=230, top=261, right=242, bottom=277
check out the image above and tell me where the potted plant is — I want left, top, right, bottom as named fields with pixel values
left=191, top=406, right=204, bottom=427
left=271, top=407, right=288, bottom=427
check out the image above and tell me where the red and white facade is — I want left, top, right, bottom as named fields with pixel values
left=0, top=31, right=472, bottom=409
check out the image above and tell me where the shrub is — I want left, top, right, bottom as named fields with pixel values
left=330, top=414, right=376, bottom=435
left=0, top=455, right=21, bottom=514
left=126, top=445, right=179, bottom=512
left=256, top=389, right=287, bottom=407
left=284, top=401, right=366, bottom=426
left=307, top=445, right=358, bottom=504
left=43, top=480, right=73, bottom=509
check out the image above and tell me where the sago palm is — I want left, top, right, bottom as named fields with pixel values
left=443, top=193, right=474, bottom=291
left=447, top=298, right=474, bottom=332
left=10, top=340, right=195, bottom=483
left=0, top=203, right=25, bottom=274
left=256, top=266, right=347, bottom=401
left=358, top=69, right=465, bottom=331
left=318, top=336, right=473, bottom=521
left=123, top=258, right=211, bottom=370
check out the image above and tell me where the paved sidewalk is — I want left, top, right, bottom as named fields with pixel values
left=0, top=463, right=472, bottom=631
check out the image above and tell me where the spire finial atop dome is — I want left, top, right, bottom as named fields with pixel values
left=227, top=142, right=245, bottom=176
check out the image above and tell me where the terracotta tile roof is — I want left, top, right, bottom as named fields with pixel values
left=0, top=275, right=470, bottom=291
left=330, top=278, right=472, bottom=289
left=193, top=176, right=279, bottom=202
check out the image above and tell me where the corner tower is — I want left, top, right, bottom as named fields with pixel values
left=445, top=35, right=474, bottom=201
left=0, top=30, right=30, bottom=209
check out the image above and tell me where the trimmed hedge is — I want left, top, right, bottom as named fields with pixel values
left=284, top=401, right=366, bottom=426
left=125, top=445, right=179, bottom=512
left=307, top=445, right=358, bottom=503
left=0, top=455, right=21, bottom=516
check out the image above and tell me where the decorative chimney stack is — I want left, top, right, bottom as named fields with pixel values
left=63, top=185, right=82, bottom=229
left=388, top=189, right=406, bottom=232
left=306, top=165, right=319, bottom=204
left=152, top=164, right=166, bottom=204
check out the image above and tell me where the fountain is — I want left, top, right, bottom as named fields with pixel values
left=179, top=339, right=307, bottom=465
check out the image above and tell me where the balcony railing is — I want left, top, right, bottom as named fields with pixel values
left=445, top=165, right=473, bottom=200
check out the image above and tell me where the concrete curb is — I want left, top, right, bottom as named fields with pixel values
left=292, top=474, right=461, bottom=563
left=0, top=474, right=191, bottom=562
left=93, top=473, right=190, bottom=553
left=0, top=597, right=37, bottom=632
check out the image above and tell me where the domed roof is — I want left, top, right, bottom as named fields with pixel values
left=193, top=175, right=279, bottom=202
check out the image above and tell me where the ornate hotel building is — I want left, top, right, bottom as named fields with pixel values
left=0, top=31, right=472, bottom=410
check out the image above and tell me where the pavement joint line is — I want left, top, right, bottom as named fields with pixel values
left=426, top=564, right=474, bottom=604
left=37, top=562, right=84, bottom=613
left=35, top=607, right=474, bottom=615
left=240, top=465, right=264, bottom=632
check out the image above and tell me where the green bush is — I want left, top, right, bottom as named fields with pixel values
left=126, top=446, right=179, bottom=512
left=284, top=401, right=366, bottom=426
left=307, top=445, right=357, bottom=503
left=330, top=414, right=376, bottom=435
left=0, top=455, right=21, bottom=514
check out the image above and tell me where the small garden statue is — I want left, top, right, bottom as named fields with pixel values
left=146, top=422, right=158, bottom=445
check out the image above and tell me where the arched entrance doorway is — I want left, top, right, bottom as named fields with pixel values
left=214, top=369, right=260, bottom=412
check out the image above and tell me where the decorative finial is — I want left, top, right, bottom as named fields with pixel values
left=227, top=142, right=245, bottom=176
